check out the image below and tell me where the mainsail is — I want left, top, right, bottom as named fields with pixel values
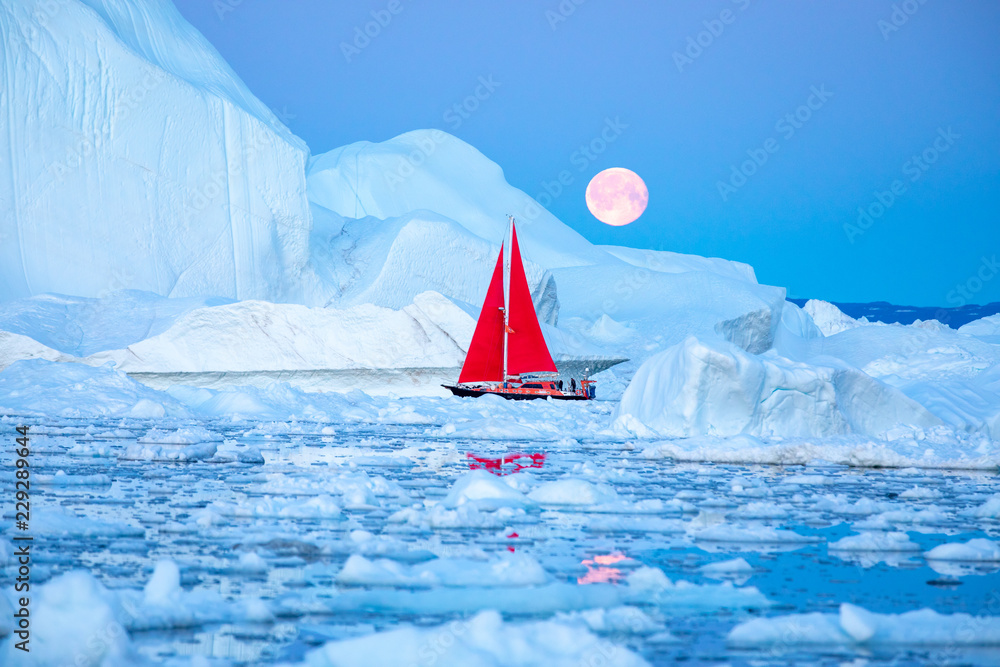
left=458, top=220, right=557, bottom=384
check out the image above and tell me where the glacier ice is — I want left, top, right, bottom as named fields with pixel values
left=0, top=0, right=312, bottom=302
left=615, top=336, right=941, bottom=438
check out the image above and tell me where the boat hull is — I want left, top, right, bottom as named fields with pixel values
left=442, top=384, right=593, bottom=401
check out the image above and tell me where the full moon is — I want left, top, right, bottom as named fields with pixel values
left=585, top=167, right=648, bottom=226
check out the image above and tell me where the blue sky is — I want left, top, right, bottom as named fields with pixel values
left=174, top=0, right=999, bottom=306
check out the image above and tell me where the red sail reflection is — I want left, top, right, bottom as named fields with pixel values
left=577, top=552, right=628, bottom=585
left=467, top=452, right=546, bottom=476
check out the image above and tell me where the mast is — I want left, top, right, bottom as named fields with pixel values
left=502, top=215, right=514, bottom=382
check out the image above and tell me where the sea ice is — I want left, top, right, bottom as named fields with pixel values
left=728, top=603, right=1000, bottom=646
left=288, top=609, right=650, bottom=667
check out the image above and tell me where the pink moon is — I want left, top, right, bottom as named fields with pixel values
left=585, top=168, right=648, bottom=226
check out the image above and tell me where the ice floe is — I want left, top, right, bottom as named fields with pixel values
left=729, top=603, right=1000, bottom=647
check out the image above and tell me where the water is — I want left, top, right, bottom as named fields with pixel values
left=5, top=416, right=1000, bottom=666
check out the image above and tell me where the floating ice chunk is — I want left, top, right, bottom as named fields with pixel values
left=621, top=567, right=770, bottom=610
left=289, top=572, right=768, bottom=619
left=67, top=442, right=114, bottom=457
left=35, top=471, right=111, bottom=486
left=699, top=558, right=754, bottom=577
left=121, top=561, right=258, bottom=631
left=251, top=470, right=408, bottom=508
left=210, top=495, right=343, bottom=520
left=528, top=478, right=619, bottom=506
left=425, top=504, right=531, bottom=530
left=624, top=567, right=673, bottom=593
left=120, top=441, right=218, bottom=462
left=782, top=474, right=834, bottom=486
left=203, top=551, right=272, bottom=574
left=828, top=531, right=921, bottom=552
left=728, top=603, right=1000, bottom=646
left=337, top=552, right=548, bottom=588
left=872, top=506, right=952, bottom=526
left=144, top=560, right=181, bottom=605
left=350, top=455, right=415, bottom=468
left=336, top=554, right=437, bottom=588
left=0, top=571, right=136, bottom=664
left=238, top=446, right=266, bottom=464
left=692, top=524, right=820, bottom=545
left=294, top=609, right=650, bottom=667
left=838, top=603, right=878, bottom=642
left=925, top=538, right=1000, bottom=562
left=431, top=418, right=559, bottom=440
left=560, top=606, right=670, bottom=637
left=731, top=502, right=788, bottom=519
left=139, top=426, right=222, bottom=444
left=441, top=470, right=530, bottom=510
left=640, top=432, right=1000, bottom=469
left=729, top=610, right=849, bottom=646
left=899, top=485, right=942, bottom=499
left=342, top=531, right=438, bottom=562
left=582, top=516, right=686, bottom=534
left=971, top=494, right=1000, bottom=518
left=34, top=511, right=145, bottom=539
left=0, top=359, right=190, bottom=418
left=813, top=494, right=890, bottom=516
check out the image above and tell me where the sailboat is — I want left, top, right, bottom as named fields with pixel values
left=443, top=216, right=596, bottom=401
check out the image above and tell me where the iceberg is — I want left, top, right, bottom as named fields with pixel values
left=0, top=0, right=312, bottom=302
left=615, top=336, right=941, bottom=438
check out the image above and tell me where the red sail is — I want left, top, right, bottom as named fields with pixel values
left=458, top=222, right=557, bottom=384
left=506, top=224, right=557, bottom=376
left=458, top=248, right=506, bottom=383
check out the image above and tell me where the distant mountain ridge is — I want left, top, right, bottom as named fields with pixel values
left=788, top=299, right=1000, bottom=329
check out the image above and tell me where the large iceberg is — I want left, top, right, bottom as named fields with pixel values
left=615, top=336, right=942, bottom=438
left=0, top=0, right=312, bottom=302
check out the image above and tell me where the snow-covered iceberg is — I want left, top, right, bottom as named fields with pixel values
left=0, top=0, right=312, bottom=302
left=615, top=336, right=941, bottom=438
